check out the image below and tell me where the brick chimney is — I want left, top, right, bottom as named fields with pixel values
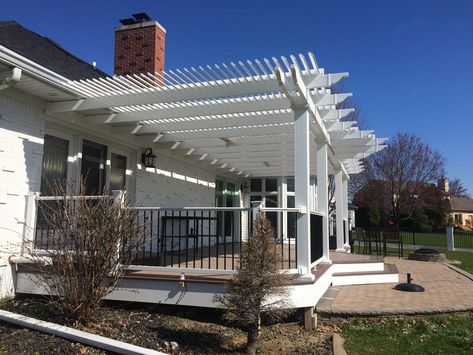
left=114, top=13, right=165, bottom=76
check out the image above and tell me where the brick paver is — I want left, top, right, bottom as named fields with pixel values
left=322, top=257, right=473, bottom=316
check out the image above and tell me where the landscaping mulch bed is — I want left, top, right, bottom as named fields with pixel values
left=0, top=297, right=336, bottom=354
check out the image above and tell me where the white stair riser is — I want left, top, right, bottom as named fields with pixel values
left=332, top=273, right=399, bottom=286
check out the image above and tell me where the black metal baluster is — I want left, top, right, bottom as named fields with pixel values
left=156, top=210, right=161, bottom=266
left=192, top=210, right=196, bottom=269
left=163, top=210, right=168, bottom=267
left=281, top=212, right=284, bottom=269
left=200, top=210, right=204, bottom=269
left=178, top=210, right=182, bottom=267
left=171, top=210, right=175, bottom=267
left=149, top=210, right=153, bottom=265
left=232, top=211, right=234, bottom=270
left=208, top=210, right=212, bottom=269
left=224, top=209, right=227, bottom=270
left=294, top=216, right=298, bottom=268
left=185, top=210, right=189, bottom=268
left=141, top=210, right=148, bottom=264
left=281, top=212, right=291, bottom=269
left=240, top=210, right=246, bottom=269
left=215, top=209, right=219, bottom=270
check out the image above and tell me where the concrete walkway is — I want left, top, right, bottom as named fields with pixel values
left=317, top=257, right=473, bottom=317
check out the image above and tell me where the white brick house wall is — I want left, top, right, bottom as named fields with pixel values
left=0, top=88, right=224, bottom=296
left=0, top=90, right=45, bottom=297
left=135, top=154, right=216, bottom=208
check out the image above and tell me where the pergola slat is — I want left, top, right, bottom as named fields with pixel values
left=45, top=52, right=387, bottom=177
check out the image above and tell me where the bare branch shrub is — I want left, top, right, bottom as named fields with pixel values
left=215, top=212, right=292, bottom=354
left=28, top=180, right=146, bottom=324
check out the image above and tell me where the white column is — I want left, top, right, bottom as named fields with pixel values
left=316, top=142, right=330, bottom=262
left=335, top=169, right=345, bottom=252
left=22, top=193, right=38, bottom=255
left=294, top=108, right=311, bottom=275
left=342, top=176, right=350, bottom=250
left=250, top=200, right=263, bottom=223
left=447, top=226, right=455, bottom=251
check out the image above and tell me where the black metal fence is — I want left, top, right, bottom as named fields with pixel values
left=453, top=230, right=473, bottom=249
left=352, top=227, right=473, bottom=255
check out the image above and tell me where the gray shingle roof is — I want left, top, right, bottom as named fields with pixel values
left=451, top=196, right=473, bottom=212
left=0, top=21, right=108, bottom=80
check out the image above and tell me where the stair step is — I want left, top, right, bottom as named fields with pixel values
left=332, top=264, right=399, bottom=286
left=332, top=263, right=398, bottom=277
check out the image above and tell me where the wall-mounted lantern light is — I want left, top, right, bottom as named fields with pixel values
left=240, top=180, right=249, bottom=193
left=141, top=147, right=157, bottom=168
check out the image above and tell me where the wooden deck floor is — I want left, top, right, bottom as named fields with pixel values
left=132, top=242, right=297, bottom=270
left=126, top=250, right=382, bottom=286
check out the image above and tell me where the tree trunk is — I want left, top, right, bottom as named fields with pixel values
left=246, top=322, right=259, bottom=355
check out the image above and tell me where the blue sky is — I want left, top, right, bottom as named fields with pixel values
left=1, top=0, right=472, bottom=192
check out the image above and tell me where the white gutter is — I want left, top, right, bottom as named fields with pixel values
left=0, top=45, right=82, bottom=97
left=0, top=309, right=166, bottom=355
left=0, top=66, right=21, bottom=90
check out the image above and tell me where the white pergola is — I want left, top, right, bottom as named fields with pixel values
left=46, top=52, right=386, bottom=275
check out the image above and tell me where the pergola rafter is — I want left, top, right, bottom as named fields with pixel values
left=45, top=52, right=385, bottom=180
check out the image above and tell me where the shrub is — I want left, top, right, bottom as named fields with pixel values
left=29, top=181, right=145, bottom=324
left=214, top=212, right=291, bottom=354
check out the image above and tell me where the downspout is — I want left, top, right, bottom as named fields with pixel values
left=0, top=67, right=22, bottom=91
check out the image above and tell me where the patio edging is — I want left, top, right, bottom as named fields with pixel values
left=0, top=309, right=166, bottom=355
left=442, top=262, right=473, bottom=282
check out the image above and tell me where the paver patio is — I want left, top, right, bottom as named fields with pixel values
left=317, top=257, right=473, bottom=317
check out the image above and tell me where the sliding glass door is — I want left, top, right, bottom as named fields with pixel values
left=81, top=140, right=107, bottom=195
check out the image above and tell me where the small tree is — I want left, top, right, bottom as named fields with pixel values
left=361, top=133, right=445, bottom=229
left=30, top=181, right=145, bottom=324
left=215, top=212, right=291, bottom=354
left=449, top=177, right=471, bottom=198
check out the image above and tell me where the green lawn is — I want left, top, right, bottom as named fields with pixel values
left=445, top=251, right=473, bottom=274
left=342, top=315, right=473, bottom=355
left=365, top=246, right=473, bottom=275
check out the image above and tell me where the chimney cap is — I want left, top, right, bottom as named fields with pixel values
left=132, top=13, right=152, bottom=22
left=119, top=12, right=153, bottom=26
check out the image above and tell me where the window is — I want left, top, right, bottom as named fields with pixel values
left=215, top=179, right=237, bottom=237
left=250, top=178, right=262, bottom=192
left=81, top=140, right=107, bottom=195
left=265, top=178, right=278, bottom=193
left=215, top=179, right=225, bottom=207
left=110, top=153, right=127, bottom=191
left=40, top=135, right=69, bottom=196
left=286, top=178, right=295, bottom=192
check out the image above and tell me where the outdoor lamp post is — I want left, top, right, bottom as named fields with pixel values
left=142, top=148, right=157, bottom=168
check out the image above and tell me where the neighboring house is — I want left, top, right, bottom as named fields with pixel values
left=450, top=197, right=473, bottom=229
left=0, top=14, right=391, bottom=321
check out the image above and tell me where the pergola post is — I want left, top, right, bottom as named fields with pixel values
left=316, top=142, right=330, bottom=262
left=342, top=175, right=350, bottom=250
left=335, top=169, right=345, bottom=252
left=294, top=107, right=311, bottom=275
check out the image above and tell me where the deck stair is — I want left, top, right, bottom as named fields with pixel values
left=332, top=263, right=399, bottom=286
